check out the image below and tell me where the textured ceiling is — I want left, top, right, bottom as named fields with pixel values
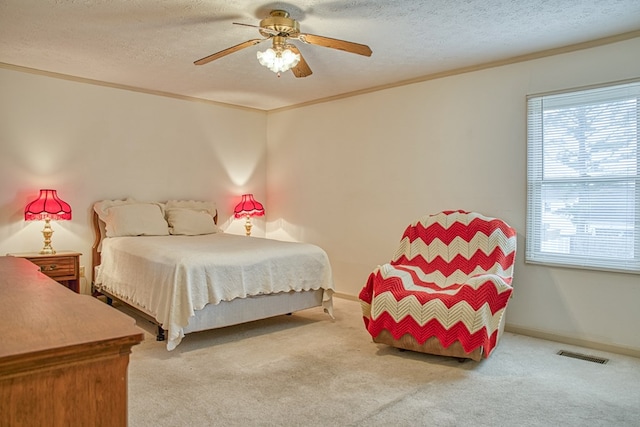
left=1, top=0, right=640, bottom=111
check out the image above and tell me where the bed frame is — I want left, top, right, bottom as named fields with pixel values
left=90, top=209, right=327, bottom=343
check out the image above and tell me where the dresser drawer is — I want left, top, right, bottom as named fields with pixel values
left=29, top=256, right=77, bottom=280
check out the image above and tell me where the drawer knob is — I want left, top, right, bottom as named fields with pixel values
left=47, top=264, right=57, bottom=271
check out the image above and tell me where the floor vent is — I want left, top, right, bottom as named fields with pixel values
left=557, top=350, right=608, bottom=364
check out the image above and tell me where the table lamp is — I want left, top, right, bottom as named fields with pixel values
left=24, top=189, right=72, bottom=254
left=233, top=194, right=265, bottom=236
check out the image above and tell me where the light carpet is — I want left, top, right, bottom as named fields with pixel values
left=124, top=297, right=640, bottom=427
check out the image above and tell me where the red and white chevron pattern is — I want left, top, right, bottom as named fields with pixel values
left=359, top=210, right=517, bottom=358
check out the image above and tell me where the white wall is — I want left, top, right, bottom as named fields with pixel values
left=0, top=67, right=268, bottom=293
left=266, top=37, right=640, bottom=353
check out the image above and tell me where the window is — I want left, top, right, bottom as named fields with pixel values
left=526, top=80, right=640, bottom=273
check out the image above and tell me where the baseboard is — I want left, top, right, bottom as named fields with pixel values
left=333, top=292, right=360, bottom=302
left=505, top=325, right=640, bottom=359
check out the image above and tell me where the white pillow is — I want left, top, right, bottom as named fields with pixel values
left=104, top=203, right=170, bottom=237
left=166, top=208, right=220, bottom=235
left=93, top=198, right=138, bottom=223
left=165, top=200, right=217, bottom=218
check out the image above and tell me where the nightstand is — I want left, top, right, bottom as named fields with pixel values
left=7, top=251, right=81, bottom=293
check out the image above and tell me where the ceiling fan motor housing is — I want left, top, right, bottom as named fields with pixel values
left=259, top=10, right=299, bottom=37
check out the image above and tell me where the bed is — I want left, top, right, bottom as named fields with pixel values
left=91, top=199, right=334, bottom=350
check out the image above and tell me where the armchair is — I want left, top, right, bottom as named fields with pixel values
left=359, top=210, right=517, bottom=361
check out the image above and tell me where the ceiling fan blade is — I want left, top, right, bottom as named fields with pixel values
left=297, top=33, right=372, bottom=57
left=233, top=22, right=280, bottom=36
left=288, top=45, right=312, bottom=78
left=194, top=39, right=265, bottom=65
left=233, top=22, right=261, bottom=29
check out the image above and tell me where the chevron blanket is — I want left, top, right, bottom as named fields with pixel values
left=359, top=210, right=517, bottom=358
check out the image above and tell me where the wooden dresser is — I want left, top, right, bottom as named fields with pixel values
left=0, top=256, right=144, bottom=426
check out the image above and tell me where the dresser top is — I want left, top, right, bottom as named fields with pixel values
left=0, top=256, right=144, bottom=365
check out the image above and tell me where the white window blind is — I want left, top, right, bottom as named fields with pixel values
left=526, top=80, right=640, bottom=273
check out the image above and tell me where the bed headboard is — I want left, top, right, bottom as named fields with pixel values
left=91, top=202, right=218, bottom=285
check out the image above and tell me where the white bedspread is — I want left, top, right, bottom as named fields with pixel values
left=95, top=233, right=334, bottom=350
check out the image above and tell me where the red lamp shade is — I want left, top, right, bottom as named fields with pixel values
left=24, top=189, right=72, bottom=254
left=233, top=194, right=264, bottom=236
left=25, top=189, right=72, bottom=221
left=233, top=194, right=265, bottom=219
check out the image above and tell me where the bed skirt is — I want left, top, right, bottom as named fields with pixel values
left=183, top=289, right=328, bottom=334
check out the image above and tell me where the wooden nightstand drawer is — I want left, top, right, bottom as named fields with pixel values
left=29, top=256, right=77, bottom=280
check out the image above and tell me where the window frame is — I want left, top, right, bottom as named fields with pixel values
left=526, top=79, right=640, bottom=274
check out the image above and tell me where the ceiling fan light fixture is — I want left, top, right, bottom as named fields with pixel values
left=257, top=47, right=300, bottom=74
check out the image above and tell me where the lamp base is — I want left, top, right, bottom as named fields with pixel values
left=40, top=218, right=57, bottom=254
left=244, top=216, right=253, bottom=236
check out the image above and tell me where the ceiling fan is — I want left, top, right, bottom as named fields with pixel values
left=194, top=9, right=372, bottom=78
